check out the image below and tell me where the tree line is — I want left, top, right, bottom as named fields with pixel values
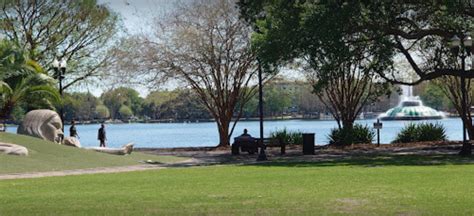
left=3, top=79, right=378, bottom=123
left=4, top=77, right=450, bottom=124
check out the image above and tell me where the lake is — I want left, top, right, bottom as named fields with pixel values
left=5, top=118, right=464, bottom=148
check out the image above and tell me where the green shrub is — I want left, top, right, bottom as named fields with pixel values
left=392, top=123, right=418, bottom=143
left=270, top=128, right=303, bottom=145
left=328, top=124, right=375, bottom=146
left=289, top=131, right=303, bottom=145
left=417, top=123, right=448, bottom=141
left=392, top=122, right=447, bottom=143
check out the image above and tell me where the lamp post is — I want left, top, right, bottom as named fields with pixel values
left=256, top=58, right=267, bottom=161
left=52, top=58, right=67, bottom=131
left=450, top=34, right=472, bottom=156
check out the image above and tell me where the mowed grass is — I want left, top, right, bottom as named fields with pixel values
left=0, top=132, right=186, bottom=174
left=2, top=155, right=474, bottom=215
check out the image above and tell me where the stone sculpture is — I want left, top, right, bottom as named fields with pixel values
left=0, top=143, right=28, bottom=156
left=85, top=143, right=134, bottom=155
left=17, top=109, right=63, bottom=143
left=63, top=137, right=81, bottom=148
left=16, top=110, right=133, bottom=155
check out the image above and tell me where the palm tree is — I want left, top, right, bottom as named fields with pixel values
left=0, top=73, right=59, bottom=116
left=0, top=40, right=59, bottom=130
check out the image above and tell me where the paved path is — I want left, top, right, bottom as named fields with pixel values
left=0, top=165, right=165, bottom=180
left=0, top=158, right=201, bottom=180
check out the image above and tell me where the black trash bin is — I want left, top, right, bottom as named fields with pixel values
left=302, top=133, right=315, bottom=155
left=231, top=143, right=240, bottom=155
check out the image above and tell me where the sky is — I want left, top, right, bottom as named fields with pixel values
left=99, top=0, right=175, bottom=34
left=79, top=0, right=176, bottom=97
left=78, top=0, right=303, bottom=97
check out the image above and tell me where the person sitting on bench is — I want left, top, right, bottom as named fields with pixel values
left=241, top=129, right=251, bottom=137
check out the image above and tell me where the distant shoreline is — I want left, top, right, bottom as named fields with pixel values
left=4, top=115, right=463, bottom=127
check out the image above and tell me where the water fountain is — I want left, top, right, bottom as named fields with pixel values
left=378, top=85, right=445, bottom=120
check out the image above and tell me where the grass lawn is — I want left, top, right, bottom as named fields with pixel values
left=1, top=155, right=474, bottom=215
left=0, top=132, right=186, bottom=174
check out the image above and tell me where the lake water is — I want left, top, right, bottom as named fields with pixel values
left=5, top=118, right=464, bottom=148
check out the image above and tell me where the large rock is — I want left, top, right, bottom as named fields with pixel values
left=85, top=143, right=134, bottom=155
left=17, top=109, right=63, bottom=143
left=63, top=137, right=81, bottom=148
left=0, top=143, right=28, bottom=156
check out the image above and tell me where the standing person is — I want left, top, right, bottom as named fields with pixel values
left=69, top=120, right=79, bottom=138
left=98, top=123, right=107, bottom=147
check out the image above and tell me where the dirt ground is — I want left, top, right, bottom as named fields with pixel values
left=136, top=141, right=468, bottom=166
left=1, top=141, right=469, bottom=180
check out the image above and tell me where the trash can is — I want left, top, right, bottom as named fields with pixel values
left=302, top=133, right=315, bottom=155
left=231, top=143, right=240, bottom=155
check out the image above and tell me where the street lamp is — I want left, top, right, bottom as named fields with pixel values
left=256, top=58, right=267, bottom=161
left=52, top=58, right=67, bottom=131
left=449, top=33, right=472, bottom=156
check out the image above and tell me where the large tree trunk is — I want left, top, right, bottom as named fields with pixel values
left=467, top=122, right=474, bottom=140
left=341, top=120, right=354, bottom=130
left=460, top=117, right=473, bottom=156
left=341, top=120, right=355, bottom=146
left=0, top=101, right=14, bottom=122
left=434, top=77, right=473, bottom=156
left=453, top=99, right=473, bottom=156
left=216, top=118, right=231, bottom=148
left=0, top=102, right=14, bottom=132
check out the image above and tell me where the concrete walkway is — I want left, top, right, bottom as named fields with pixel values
left=0, top=165, right=165, bottom=180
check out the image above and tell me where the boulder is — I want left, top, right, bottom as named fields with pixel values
left=0, top=143, right=28, bottom=156
left=63, top=137, right=81, bottom=148
left=17, top=109, right=63, bottom=143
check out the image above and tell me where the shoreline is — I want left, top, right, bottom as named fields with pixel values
left=136, top=140, right=463, bottom=152
left=3, top=115, right=463, bottom=126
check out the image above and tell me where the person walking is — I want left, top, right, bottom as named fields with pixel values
left=69, top=120, right=79, bottom=139
left=98, top=123, right=107, bottom=147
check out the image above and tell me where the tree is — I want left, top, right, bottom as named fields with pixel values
left=0, top=0, right=119, bottom=90
left=238, top=1, right=474, bottom=152
left=167, top=90, right=212, bottom=120
left=263, top=84, right=291, bottom=117
left=62, top=92, right=99, bottom=121
left=118, top=105, right=133, bottom=120
left=117, top=0, right=261, bottom=147
left=142, top=90, right=180, bottom=119
left=0, top=40, right=59, bottom=127
left=239, top=0, right=393, bottom=141
left=296, top=85, right=325, bottom=115
left=242, top=93, right=258, bottom=118
left=143, top=90, right=218, bottom=121
left=101, top=87, right=143, bottom=120
left=239, top=1, right=474, bottom=81
left=95, top=104, right=110, bottom=120
left=419, top=81, right=451, bottom=110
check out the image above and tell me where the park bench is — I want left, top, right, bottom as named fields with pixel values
left=232, top=136, right=258, bottom=155
left=258, top=137, right=286, bottom=155
left=232, top=137, right=286, bottom=155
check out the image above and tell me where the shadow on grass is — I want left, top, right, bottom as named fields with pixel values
left=246, top=154, right=474, bottom=168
